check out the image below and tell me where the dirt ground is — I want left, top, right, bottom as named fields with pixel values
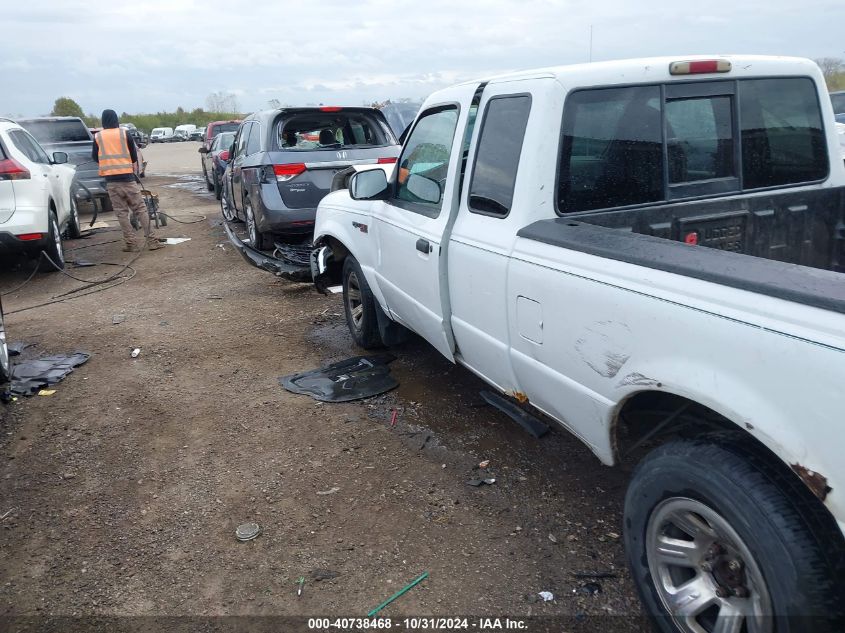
left=0, top=142, right=645, bottom=629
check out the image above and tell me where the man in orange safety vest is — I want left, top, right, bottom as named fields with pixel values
left=92, top=109, right=163, bottom=252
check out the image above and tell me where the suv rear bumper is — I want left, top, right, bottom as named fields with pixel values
left=253, top=183, right=316, bottom=235
left=0, top=231, right=50, bottom=257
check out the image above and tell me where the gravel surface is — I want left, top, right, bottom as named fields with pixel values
left=0, top=142, right=644, bottom=628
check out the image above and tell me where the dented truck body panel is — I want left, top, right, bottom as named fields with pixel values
left=313, top=55, right=845, bottom=536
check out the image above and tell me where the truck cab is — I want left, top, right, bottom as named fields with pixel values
left=312, top=56, right=845, bottom=631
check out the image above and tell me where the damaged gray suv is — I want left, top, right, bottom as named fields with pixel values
left=220, top=107, right=400, bottom=249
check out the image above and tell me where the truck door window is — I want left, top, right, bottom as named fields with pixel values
left=666, top=96, right=734, bottom=183
left=740, top=78, right=827, bottom=188
left=394, top=106, right=459, bottom=217
left=558, top=86, right=662, bottom=213
left=468, top=95, right=531, bottom=217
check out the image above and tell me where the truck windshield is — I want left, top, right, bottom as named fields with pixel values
left=20, top=120, right=90, bottom=143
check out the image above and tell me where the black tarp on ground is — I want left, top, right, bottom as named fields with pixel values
left=9, top=352, right=90, bottom=396
left=279, top=354, right=397, bottom=402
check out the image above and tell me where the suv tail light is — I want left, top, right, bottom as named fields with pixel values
left=219, top=150, right=230, bottom=161
left=377, top=157, right=397, bottom=164
left=0, top=157, right=30, bottom=181
left=16, top=233, right=43, bottom=241
left=274, top=163, right=306, bottom=182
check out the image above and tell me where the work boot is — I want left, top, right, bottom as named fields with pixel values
left=122, top=242, right=141, bottom=252
left=147, top=239, right=165, bottom=251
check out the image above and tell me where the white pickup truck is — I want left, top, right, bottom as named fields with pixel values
left=311, top=56, right=845, bottom=631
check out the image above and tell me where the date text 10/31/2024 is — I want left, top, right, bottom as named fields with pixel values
left=307, top=618, right=528, bottom=630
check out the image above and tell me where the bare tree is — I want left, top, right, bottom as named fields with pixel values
left=814, top=58, right=845, bottom=90
left=205, top=92, right=241, bottom=113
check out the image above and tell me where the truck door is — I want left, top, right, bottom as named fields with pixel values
left=370, top=84, right=480, bottom=360
left=448, top=78, right=551, bottom=391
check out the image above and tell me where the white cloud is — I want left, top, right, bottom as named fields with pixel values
left=2, top=0, right=843, bottom=116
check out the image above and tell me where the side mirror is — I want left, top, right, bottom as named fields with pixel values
left=198, top=146, right=208, bottom=153
left=349, top=169, right=389, bottom=200
left=405, top=173, right=441, bottom=204
left=52, top=151, right=68, bottom=164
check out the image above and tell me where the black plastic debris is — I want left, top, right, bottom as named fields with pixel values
left=575, top=582, right=603, bottom=595
left=9, top=352, right=90, bottom=396
left=480, top=390, right=550, bottom=438
left=7, top=342, right=34, bottom=357
left=280, top=354, right=398, bottom=402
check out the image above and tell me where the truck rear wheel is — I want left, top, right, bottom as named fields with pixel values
left=342, top=256, right=382, bottom=349
left=624, top=437, right=844, bottom=633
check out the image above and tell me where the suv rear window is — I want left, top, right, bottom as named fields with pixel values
left=558, top=77, right=828, bottom=214
left=277, top=112, right=391, bottom=150
left=19, top=119, right=90, bottom=143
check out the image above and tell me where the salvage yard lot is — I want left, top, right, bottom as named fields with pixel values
left=0, top=143, right=640, bottom=623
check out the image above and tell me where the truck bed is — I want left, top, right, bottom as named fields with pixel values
left=518, top=219, right=845, bottom=315
left=559, top=186, right=845, bottom=275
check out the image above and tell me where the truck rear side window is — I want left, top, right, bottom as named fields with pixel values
left=558, top=77, right=828, bottom=214
left=559, top=86, right=663, bottom=213
left=468, top=95, right=531, bottom=217
left=740, top=78, right=827, bottom=188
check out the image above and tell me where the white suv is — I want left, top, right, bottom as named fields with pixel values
left=0, top=118, right=81, bottom=272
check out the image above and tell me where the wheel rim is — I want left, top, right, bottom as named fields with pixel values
left=220, top=190, right=234, bottom=222
left=70, top=198, right=80, bottom=233
left=52, top=216, right=64, bottom=264
left=245, top=203, right=257, bottom=245
left=0, top=309, right=9, bottom=379
left=346, top=270, right=364, bottom=330
left=646, top=497, right=772, bottom=633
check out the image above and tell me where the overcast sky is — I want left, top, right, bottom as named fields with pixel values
left=2, top=0, right=843, bottom=118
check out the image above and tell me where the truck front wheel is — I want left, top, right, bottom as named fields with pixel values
left=625, top=437, right=844, bottom=633
left=342, top=256, right=382, bottom=349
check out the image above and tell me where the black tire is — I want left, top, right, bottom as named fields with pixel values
left=39, top=211, right=65, bottom=272
left=342, top=256, right=383, bottom=349
left=213, top=170, right=222, bottom=200
left=65, top=196, right=82, bottom=239
left=624, top=436, right=845, bottom=633
left=101, top=195, right=113, bottom=213
left=0, top=299, right=10, bottom=386
left=244, top=198, right=271, bottom=250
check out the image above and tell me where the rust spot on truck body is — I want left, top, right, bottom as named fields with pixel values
left=791, top=464, right=831, bottom=501
left=511, top=391, right=528, bottom=404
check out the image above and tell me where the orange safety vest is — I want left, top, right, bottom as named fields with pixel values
left=95, top=128, right=134, bottom=177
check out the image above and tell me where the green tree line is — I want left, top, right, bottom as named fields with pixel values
left=50, top=97, right=242, bottom=133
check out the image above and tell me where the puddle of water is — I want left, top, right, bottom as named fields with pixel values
left=162, top=174, right=214, bottom=198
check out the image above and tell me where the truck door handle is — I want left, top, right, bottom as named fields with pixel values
left=416, top=238, right=432, bottom=254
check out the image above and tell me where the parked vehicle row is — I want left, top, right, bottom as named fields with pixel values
left=17, top=116, right=110, bottom=213
left=200, top=131, right=235, bottom=199
left=301, top=56, right=845, bottom=632
left=0, top=118, right=81, bottom=271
